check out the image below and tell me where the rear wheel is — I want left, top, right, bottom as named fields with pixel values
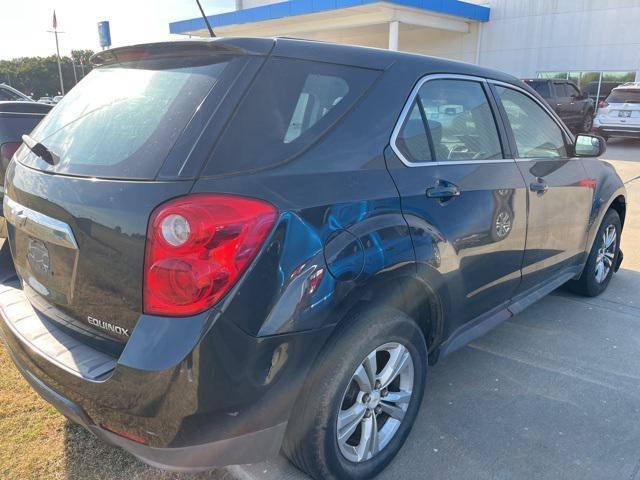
left=568, top=209, right=621, bottom=297
left=283, top=307, right=427, bottom=480
left=581, top=111, right=594, bottom=133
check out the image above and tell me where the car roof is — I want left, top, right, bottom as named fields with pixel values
left=613, top=82, right=640, bottom=91
left=92, top=37, right=523, bottom=88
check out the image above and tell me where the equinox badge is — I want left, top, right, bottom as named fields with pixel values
left=88, top=316, right=130, bottom=337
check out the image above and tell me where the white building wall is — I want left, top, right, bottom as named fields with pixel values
left=226, top=0, right=640, bottom=80
left=477, top=0, right=640, bottom=78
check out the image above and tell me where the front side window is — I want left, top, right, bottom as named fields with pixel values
left=494, top=86, right=567, bottom=158
left=395, top=79, right=503, bottom=163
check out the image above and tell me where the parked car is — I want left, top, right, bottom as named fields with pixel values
left=0, top=101, right=52, bottom=237
left=585, top=81, right=625, bottom=105
left=522, top=79, right=595, bottom=132
left=593, top=82, right=640, bottom=140
left=0, top=83, right=32, bottom=102
left=0, top=39, right=626, bottom=480
left=52, top=95, right=64, bottom=104
left=37, top=96, right=55, bottom=105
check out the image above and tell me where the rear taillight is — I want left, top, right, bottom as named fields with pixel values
left=0, top=142, right=20, bottom=163
left=144, top=194, right=277, bottom=316
left=598, top=100, right=609, bottom=109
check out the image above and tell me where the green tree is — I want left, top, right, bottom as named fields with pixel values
left=0, top=50, right=95, bottom=98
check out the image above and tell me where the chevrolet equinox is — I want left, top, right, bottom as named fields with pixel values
left=0, top=38, right=627, bottom=479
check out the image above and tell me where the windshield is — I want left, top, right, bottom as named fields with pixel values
left=20, top=56, right=231, bottom=179
left=606, top=89, right=640, bottom=104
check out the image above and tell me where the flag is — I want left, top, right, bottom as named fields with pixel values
left=53, top=10, right=57, bottom=30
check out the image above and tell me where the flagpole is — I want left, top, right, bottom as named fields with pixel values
left=54, top=29, right=65, bottom=95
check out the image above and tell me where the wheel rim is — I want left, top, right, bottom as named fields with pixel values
left=336, top=342, right=415, bottom=463
left=595, top=224, right=617, bottom=284
left=495, top=211, right=511, bottom=239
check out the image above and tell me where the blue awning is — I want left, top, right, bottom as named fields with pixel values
left=170, top=0, right=490, bottom=35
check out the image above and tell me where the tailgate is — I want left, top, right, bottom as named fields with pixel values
left=4, top=160, right=192, bottom=344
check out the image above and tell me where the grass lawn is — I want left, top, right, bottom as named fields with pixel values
left=0, top=344, right=223, bottom=480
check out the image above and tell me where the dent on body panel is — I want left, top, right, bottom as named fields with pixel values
left=255, top=197, right=414, bottom=336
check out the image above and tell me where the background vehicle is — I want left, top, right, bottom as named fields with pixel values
left=0, top=39, right=626, bottom=480
left=0, top=83, right=32, bottom=102
left=52, top=95, right=64, bottom=104
left=37, top=96, right=55, bottom=105
left=0, top=101, right=52, bottom=237
left=593, top=82, right=640, bottom=140
left=523, top=78, right=595, bottom=132
left=586, top=81, right=625, bottom=105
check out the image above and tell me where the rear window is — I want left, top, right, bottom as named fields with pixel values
left=203, top=58, right=378, bottom=176
left=606, top=89, right=640, bottom=104
left=526, top=80, right=552, bottom=98
left=20, top=56, right=232, bottom=179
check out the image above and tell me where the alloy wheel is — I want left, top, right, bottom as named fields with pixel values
left=495, top=211, right=512, bottom=239
left=595, top=224, right=616, bottom=283
left=337, top=342, right=415, bottom=463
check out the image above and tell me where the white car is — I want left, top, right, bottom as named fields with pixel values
left=594, top=82, right=640, bottom=140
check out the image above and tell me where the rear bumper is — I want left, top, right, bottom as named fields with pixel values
left=0, top=246, right=331, bottom=470
left=593, top=124, right=640, bottom=138
left=9, top=348, right=285, bottom=471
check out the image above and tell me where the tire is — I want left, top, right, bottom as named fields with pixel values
left=283, top=306, right=427, bottom=480
left=567, top=209, right=621, bottom=297
left=580, top=111, right=594, bottom=133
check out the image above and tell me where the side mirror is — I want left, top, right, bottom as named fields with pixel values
left=574, top=134, right=606, bottom=157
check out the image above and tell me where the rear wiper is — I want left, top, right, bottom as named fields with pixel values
left=21, top=134, right=59, bottom=165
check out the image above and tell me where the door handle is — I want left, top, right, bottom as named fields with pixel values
left=530, top=179, right=548, bottom=194
left=426, top=181, right=461, bottom=200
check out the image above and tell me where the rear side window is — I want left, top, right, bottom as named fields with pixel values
left=526, top=80, right=551, bottom=98
left=495, top=86, right=567, bottom=158
left=204, top=58, right=378, bottom=176
left=606, top=89, right=640, bottom=104
left=0, top=87, right=24, bottom=101
left=20, top=57, right=232, bottom=179
left=395, top=79, right=503, bottom=163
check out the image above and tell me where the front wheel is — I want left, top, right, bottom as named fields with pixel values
left=568, top=209, right=621, bottom=297
left=283, top=307, right=427, bottom=480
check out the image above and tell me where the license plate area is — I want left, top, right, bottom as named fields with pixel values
left=3, top=196, right=79, bottom=304
left=619, top=110, right=632, bottom=118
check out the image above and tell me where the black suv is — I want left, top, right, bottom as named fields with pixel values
left=523, top=79, right=595, bottom=133
left=0, top=39, right=626, bottom=479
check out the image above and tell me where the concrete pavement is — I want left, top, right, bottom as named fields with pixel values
left=222, top=138, right=640, bottom=480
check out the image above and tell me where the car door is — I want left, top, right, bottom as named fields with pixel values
left=385, top=75, right=527, bottom=335
left=567, top=82, right=587, bottom=125
left=552, top=82, right=574, bottom=127
left=491, top=83, right=593, bottom=294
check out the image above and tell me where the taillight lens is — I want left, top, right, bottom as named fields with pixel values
left=144, top=194, right=277, bottom=316
left=598, top=100, right=609, bottom=109
left=0, top=142, right=20, bottom=163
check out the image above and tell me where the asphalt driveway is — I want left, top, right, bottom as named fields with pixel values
left=226, top=138, right=640, bottom=480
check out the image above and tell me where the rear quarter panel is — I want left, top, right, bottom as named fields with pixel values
left=581, top=158, right=627, bottom=252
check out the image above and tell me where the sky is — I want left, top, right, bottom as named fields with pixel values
left=0, top=0, right=236, bottom=60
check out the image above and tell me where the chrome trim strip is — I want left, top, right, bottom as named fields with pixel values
left=3, top=196, right=78, bottom=250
